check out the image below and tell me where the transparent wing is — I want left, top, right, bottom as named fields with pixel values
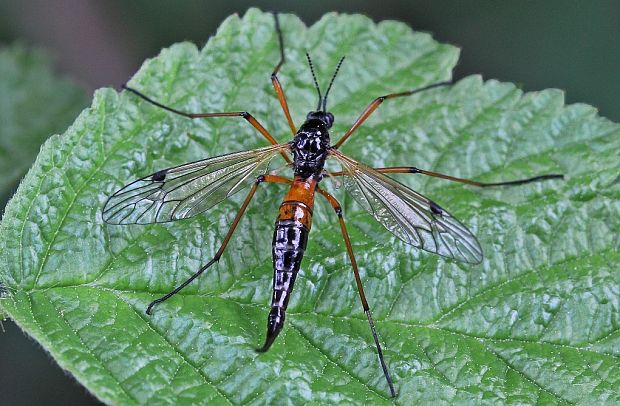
left=328, top=150, right=483, bottom=264
left=103, top=144, right=290, bottom=224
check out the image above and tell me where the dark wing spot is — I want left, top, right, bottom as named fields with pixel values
left=151, top=169, right=167, bottom=181
left=430, top=201, right=444, bottom=216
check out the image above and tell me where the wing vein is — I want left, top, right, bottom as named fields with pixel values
left=327, top=150, right=482, bottom=264
left=103, top=144, right=289, bottom=224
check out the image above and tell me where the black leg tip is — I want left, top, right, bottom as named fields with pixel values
left=145, top=302, right=156, bottom=315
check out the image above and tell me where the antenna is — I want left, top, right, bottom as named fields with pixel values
left=322, top=56, right=345, bottom=111
left=305, top=53, right=322, bottom=111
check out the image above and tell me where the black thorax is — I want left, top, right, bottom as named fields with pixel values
left=291, top=114, right=333, bottom=178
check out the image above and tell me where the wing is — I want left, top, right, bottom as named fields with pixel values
left=103, top=144, right=290, bottom=225
left=328, top=150, right=483, bottom=264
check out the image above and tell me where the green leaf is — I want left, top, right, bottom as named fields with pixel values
left=0, top=45, right=87, bottom=207
left=1, top=8, right=619, bottom=404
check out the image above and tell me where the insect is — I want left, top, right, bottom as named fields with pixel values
left=102, top=13, right=563, bottom=397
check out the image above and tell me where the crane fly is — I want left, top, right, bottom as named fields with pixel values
left=102, top=13, right=563, bottom=397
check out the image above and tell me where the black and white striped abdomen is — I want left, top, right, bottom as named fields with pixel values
left=258, top=181, right=316, bottom=352
left=271, top=218, right=309, bottom=314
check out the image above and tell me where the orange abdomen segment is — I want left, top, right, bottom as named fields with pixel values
left=276, top=176, right=317, bottom=230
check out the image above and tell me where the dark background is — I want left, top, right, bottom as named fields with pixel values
left=0, top=1, right=618, bottom=404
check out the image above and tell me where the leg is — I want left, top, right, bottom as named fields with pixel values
left=271, top=13, right=297, bottom=135
left=317, top=187, right=396, bottom=398
left=146, top=174, right=291, bottom=314
left=123, top=85, right=292, bottom=164
left=333, top=81, right=452, bottom=149
left=329, top=166, right=563, bottom=187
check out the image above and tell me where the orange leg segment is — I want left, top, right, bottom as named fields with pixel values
left=271, top=13, right=297, bottom=135
left=145, top=174, right=291, bottom=315
left=329, top=166, right=563, bottom=187
left=122, top=85, right=292, bottom=164
left=317, top=186, right=396, bottom=398
left=333, top=81, right=452, bottom=149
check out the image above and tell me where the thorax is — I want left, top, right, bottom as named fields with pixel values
left=291, top=118, right=330, bottom=178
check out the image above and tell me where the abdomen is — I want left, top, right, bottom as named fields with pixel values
left=257, top=176, right=316, bottom=352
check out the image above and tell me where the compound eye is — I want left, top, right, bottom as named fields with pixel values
left=325, top=113, right=334, bottom=128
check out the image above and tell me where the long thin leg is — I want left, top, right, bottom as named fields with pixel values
left=317, top=187, right=396, bottom=398
left=146, top=174, right=291, bottom=314
left=333, top=81, right=452, bottom=149
left=329, top=166, right=564, bottom=187
left=271, top=13, right=297, bottom=135
left=122, top=85, right=292, bottom=164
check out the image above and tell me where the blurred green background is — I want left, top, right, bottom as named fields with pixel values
left=0, top=1, right=617, bottom=404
